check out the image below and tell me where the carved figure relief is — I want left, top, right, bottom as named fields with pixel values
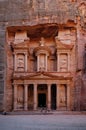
left=78, top=3, right=86, bottom=27
left=17, top=54, right=25, bottom=71
left=78, top=3, right=86, bottom=17
left=59, top=85, right=67, bottom=107
left=60, top=54, right=68, bottom=72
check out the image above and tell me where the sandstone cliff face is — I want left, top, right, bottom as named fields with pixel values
left=0, top=0, right=86, bottom=111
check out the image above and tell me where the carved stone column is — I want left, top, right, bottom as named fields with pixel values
left=56, top=84, right=60, bottom=110
left=24, top=84, right=28, bottom=110
left=14, top=53, right=17, bottom=71
left=25, top=53, right=27, bottom=72
left=47, top=84, right=51, bottom=110
left=57, top=53, right=60, bottom=72
left=34, top=84, right=37, bottom=110
left=67, top=84, right=70, bottom=110
left=68, top=53, right=71, bottom=71
left=37, top=55, right=39, bottom=71
left=45, top=55, right=47, bottom=71
left=14, top=84, right=17, bottom=111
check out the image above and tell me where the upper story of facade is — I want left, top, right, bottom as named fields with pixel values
left=7, top=24, right=76, bottom=79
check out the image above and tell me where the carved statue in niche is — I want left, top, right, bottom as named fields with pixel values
left=59, top=85, right=67, bottom=107
left=78, top=3, right=86, bottom=17
left=78, top=3, right=86, bottom=27
left=17, top=85, right=24, bottom=109
left=39, top=37, right=45, bottom=46
left=60, top=54, right=68, bottom=72
left=38, top=37, right=46, bottom=71
left=39, top=54, right=46, bottom=71
left=17, top=55, right=25, bottom=71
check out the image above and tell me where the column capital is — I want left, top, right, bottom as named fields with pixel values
left=14, top=84, right=18, bottom=87
left=47, top=84, right=51, bottom=86
left=56, top=84, right=60, bottom=86
left=24, top=52, right=28, bottom=55
left=24, top=84, right=28, bottom=87
left=56, top=52, right=60, bottom=55
left=13, top=52, right=17, bottom=55
left=34, top=84, right=37, bottom=86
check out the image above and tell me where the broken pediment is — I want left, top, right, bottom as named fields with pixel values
left=14, top=31, right=28, bottom=44
left=29, top=73, right=52, bottom=79
left=11, top=39, right=30, bottom=49
left=55, top=36, right=74, bottom=50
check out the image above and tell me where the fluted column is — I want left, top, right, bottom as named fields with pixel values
left=47, top=84, right=51, bottom=110
left=24, top=84, right=28, bottom=110
left=56, top=84, right=60, bottom=110
left=14, top=84, right=17, bottom=110
left=34, top=84, right=37, bottom=110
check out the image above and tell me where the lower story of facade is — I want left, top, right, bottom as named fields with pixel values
left=12, top=76, right=71, bottom=111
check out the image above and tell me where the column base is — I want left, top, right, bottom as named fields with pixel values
left=33, top=109, right=38, bottom=111
left=33, top=106, right=37, bottom=111
left=56, top=107, right=68, bottom=111
left=13, top=109, right=18, bottom=111
left=47, top=104, right=51, bottom=111
left=24, top=108, right=28, bottom=111
left=24, top=103, right=28, bottom=111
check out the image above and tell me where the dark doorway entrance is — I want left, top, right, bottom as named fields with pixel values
left=51, top=84, right=56, bottom=110
left=38, top=93, right=46, bottom=107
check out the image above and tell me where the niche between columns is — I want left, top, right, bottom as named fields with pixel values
left=17, top=85, right=24, bottom=109
left=28, top=84, right=34, bottom=109
left=59, top=84, right=67, bottom=109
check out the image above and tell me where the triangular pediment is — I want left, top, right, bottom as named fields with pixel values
left=28, top=72, right=53, bottom=79
left=13, top=72, right=73, bottom=80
